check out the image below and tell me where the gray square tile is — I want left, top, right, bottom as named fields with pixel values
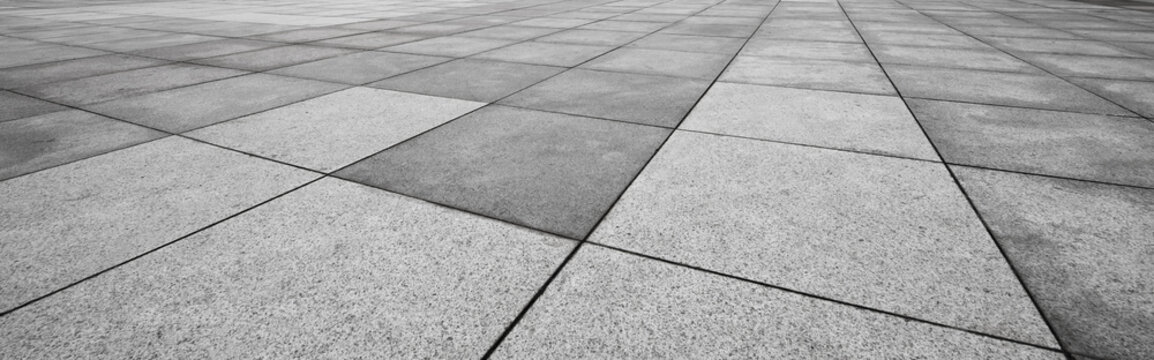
left=493, top=246, right=1064, bottom=359
left=741, top=38, right=874, bottom=62
left=535, top=29, right=645, bottom=46
left=581, top=48, right=730, bottom=80
left=757, top=21, right=862, bottom=43
left=0, top=91, right=66, bottom=122
left=193, top=45, right=357, bottom=71
left=1019, top=53, right=1154, bottom=81
left=252, top=27, right=368, bottom=42
left=189, top=87, right=483, bottom=172
left=472, top=41, right=613, bottom=67
left=500, top=69, right=710, bottom=127
left=578, top=20, right=666, bottom=33
left=0, top=110, right=165, bottom=180
left=984, top=37, right=1144, bottom=58
left=0, top=136, right=316, bottom=312
left=886, top=65, right=1132, bottom=115
left=382, top=36, right=515, bottom=57
left=0, top=43, right=106, bottom=68
left=369, top=58, right=565, bottom=102
left=85, top=33, right=222, bottom=52
left=955, top=167, right=1154, bottom=360
left=86, top=74, right=344, bottom=133
left=269, top=51, right=448, bottom=84
left=861, top=31, right=990, bottom=49
left=0, top=178, right=572, bottom=358
left=659, top=22, right=758, bottom=38
left=722, top=56, right=896, bottom=95
left=130, top=38, right=281, bottom=61
left=457, top=25, right=562, bottom=41
left=335, top=105, right=670, bottom=238
left=17, top=63, right=245, bottom=106
left=1070, top=78, right=1154, bottom=118
left=512, top=17, right=596, bottom=29
left=872, top=44, right=1041, bottom=73
left=910, top=99, right=1154, bottom=188
left=683, top=83, right=937, bottom=160
left=628, top=33, right=746, bottom=54
left=0, top=54, right=167, bottom=89
left=309, top=31, right=428, bottom=49
left=590, top=131, right=1057, bottom=346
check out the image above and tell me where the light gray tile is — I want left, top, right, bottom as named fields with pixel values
left=535, top=29, right=644, bottom=46
left=0, top=178, right=573, bottom=359
left=0, top=110, right=165, bottom=180
left=955, top=167, right=1154, bottom=360
left=887, top=65, right=1132, bottom=116
left=493, top=246, right=1064, bottom=359
left=0, top=136, right=316, bottom=312
left=457, top=25, right=561, bottom=41
left=741, top=38, right=874, bottom=62
left=188, top=87, right=483, bottom=172
left=0, top=43, right=105, bottom=68
left=85, top=74, right=344, bottom=133
left=1019, top=53, right=1154, bottom=81
left=722, top=56, right=896, bottom=95
left=628, top=33, right=746, bottom=54
left=590, top=131, right=1057, bottom=346
left=18, top=63, right=245, bottom=106
left=910, top=99, right=1154, bottom=188
left=683, top=83, right=937, bottom=160
left=309, top=31, right=427, bottom=49
left=872, top=44, right=1041, bottom=73
left=335, top=105, right=670, bottom=239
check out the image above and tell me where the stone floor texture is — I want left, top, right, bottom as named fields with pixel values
left=0, top=0, right=1152, bottom=358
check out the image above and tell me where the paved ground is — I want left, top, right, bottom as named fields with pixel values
left=1, top=0, right=1152, bottom=358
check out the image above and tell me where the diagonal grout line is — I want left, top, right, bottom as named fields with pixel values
left=0, top=174, right=328, bottom=317
left=839, top=1, right=1076, bottom=358
left=583, top=240, right=1067, bottom=353
left=477, top=2, right=784, bottom=358
left=892, top=0, right=1154, bottom=123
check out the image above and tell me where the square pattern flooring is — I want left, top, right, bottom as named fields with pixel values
left=2, top=0, right=1153, bottom=358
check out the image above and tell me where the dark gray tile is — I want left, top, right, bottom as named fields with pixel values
left=1070, top=78, right=1154, bottom=118
left=193, top=45, right=357, bottom=71
left=1019, top=53, right=1154, bottom=81
left=0, top=110, right=166, bottom=180
left=457, top=25, right=561, bottom=40
left=984, top=37, right=1144, bottom=58
left=309, top=31, right=428, bottom=49
left=955, top=167, right=1154, bottom=360
left=370, top=59, right=565, bottom=102
left=252, top=27, right=368, bottom=43
left=500, top=69, right=710, bottom=127
left=887, top=65, right=1132, bottom=115
left=0, top=54, right=166, bottom=89
left=659, top=22, right=758, bottom=38
left=872, top=44, right=1040, bottom=73
left=85, top=33, right=222, bottom=52
left=0, top=43, right=106, bottom=68
left=581, top=48, right=731, bottom=79
left=535, top=29, right=645, bottom=46
left=85, top=74, right=345, bottom=133
left=628, top=33, right=746, bottom=54
left=18, top=63, right=245, bottom=106
left=336, top=105, right=670, bottom=239
left=269, top=51, right=448, bottom=84
left=0, top=91, right=66, bottom=122
left=911, top=99, right=1154, bottom=188
left=381, top=36, right=514, bottom=57
left=578, top=20, right=666, bottom=33
left=131, top=38, right=281, bottom=61
left=472, top=41, right=614, bottom=67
